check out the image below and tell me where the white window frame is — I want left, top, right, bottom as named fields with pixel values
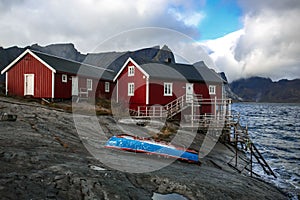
left=164, top=82, right=173, bottom=96
left=105, top=82, right=110, bottom=93
left=128, top=83, right=134, bottom=96
left=87, top=79, right=93, bottom=91
left=128, top=66, right=135, bottom=76
left=209, top=85, right=216, bottom=95
left=62, top=74, right=67, bottom=83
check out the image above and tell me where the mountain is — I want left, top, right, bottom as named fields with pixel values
left=218, top=72, right=243, bottom=101
left=0, top=43, right=175, bottom=83
left=30, top=43, right=86, bottom=62
left=230, top=77, right=300, bottom=103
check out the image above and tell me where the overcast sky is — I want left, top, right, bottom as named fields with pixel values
left=0, top=0, right=299, bottom=82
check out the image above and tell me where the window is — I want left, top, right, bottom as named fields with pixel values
left=128, top=83, right=134, bottom=96
left=105, top=82, right=110, bottom=93
left=209, top=85, right=216, bottom=95
left=62, top=74, right=67, bottom=83
left=164, top=83, right=173, bottom=96
left=128, top=66, right=135, bottom=76
left=87, top=79, right=93, bottom=91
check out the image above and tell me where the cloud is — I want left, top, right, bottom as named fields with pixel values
left=200, top=30, right=244, bottom=81
left=1, top=0, right=299, bottom=82
left=168, top=7, right=205, bottom=27
left=201, top=0, right=300, bottom=82
left=0, top=0, right=203, bottom=53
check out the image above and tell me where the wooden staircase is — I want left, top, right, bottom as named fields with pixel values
left=131, top=94, right=194, bottom=119
left=250, top=143, right=277, bottom=178
left=228, top=119, right=277, bottom=178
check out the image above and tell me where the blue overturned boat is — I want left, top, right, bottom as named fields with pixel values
left=105, top=134, right=199, bottom=163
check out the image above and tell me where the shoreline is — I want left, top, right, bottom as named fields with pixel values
left=0, top=96, right=289, bottom=199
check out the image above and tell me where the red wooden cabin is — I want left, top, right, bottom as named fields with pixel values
left=1, top=49, right=115, bottom=100
left=113, top=57, right=226, bottom=116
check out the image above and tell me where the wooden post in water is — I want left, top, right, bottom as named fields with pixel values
left=250, top=143, right=253, bottom=177
left=235, top=128, right=238, bottom=167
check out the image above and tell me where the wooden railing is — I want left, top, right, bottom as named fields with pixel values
left=131, top=95, right=232, bottom=121
left=133, top=94, right=188, bottom=119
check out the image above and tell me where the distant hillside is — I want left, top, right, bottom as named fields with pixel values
left=0, top=43, right=175, bottom=83
left=230, top=77, right=300, bottom=103
left=218, top=72, right=243, bottom=101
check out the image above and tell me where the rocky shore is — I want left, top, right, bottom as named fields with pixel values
left=0, top=97, right=287, bottom=199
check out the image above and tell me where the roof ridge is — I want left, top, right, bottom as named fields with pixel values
left=30, top=49, right=115, bottom=73
left=140, top=60, right=193, bottom=67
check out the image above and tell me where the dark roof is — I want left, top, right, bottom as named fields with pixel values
left=139, top=61, right=225, bottom=83
left=31, top=50, right=224, bottom=83
left=193, top=61, right=226, bottom=83
left=32, top=50, right=115, bottom=81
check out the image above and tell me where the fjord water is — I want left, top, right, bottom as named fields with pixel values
left=232, top=103, right=300, bottom=198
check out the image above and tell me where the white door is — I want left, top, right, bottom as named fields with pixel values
left=72, top=76, right=78, bottom=96
left=24, top=74, right=34, bottom=95
left=186, top=83, right=194, bottom=103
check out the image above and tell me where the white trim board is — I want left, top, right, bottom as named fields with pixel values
left=52, top=72, right=55, bottom=98
left=113, top=57, right=149, bottom=82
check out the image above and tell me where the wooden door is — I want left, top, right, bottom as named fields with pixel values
left=24, top=74, right=34, bottom=95
left=186, top=83, right=193, bottom=103
left=72, top=76, right=78, bottom=96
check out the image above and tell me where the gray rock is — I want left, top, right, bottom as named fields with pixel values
left=0, top=97, right=288, bottom=199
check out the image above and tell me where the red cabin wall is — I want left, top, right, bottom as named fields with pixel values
left=148, top=79, right=186, bottom=105
left=77, top=76, right=95, bottom=98
left=194, top=82, right=223, bottom=114
left=76, top=76, right=114, bottom=100
left=7, top=53, right=52, bottom=98
left=96, top=81, right=115, bottom=99
left=54, top=73, right=72, bottom=99
left=116, top=61, right=146, bottom=110
left=148, top=80, right=223, bottom=114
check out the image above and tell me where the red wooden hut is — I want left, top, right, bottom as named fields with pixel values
left=1, top=49, right=115, bottom=100
left=113, top=57, right=226, bottom=116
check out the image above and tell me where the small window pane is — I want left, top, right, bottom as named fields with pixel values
left=128, top=83, right=134, bottom=96
left=87, top=79, right=93, bottom=91
left=128, top=66, right=135, bottom=76
left=209, top=85, right=216, bottom=95
left=62, top=74, right=67, bottom=83
left=164, top=83, right=172, bottom=96
left=105, top=82, right=110, bottom=92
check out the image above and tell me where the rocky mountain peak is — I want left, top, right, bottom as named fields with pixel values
left=30, top=43, right=85, bottom=62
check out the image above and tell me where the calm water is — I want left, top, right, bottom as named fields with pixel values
left=232, top=103, right=300, bottom=198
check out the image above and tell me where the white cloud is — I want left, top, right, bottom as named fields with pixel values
left=200, top=30, right=245, bottom=82
left=168, top=8, right=205, bottom=27
left=200, top=0, right=300, bottom=82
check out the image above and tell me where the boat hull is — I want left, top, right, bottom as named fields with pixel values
left=105, top=135, right=199, bottom=163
